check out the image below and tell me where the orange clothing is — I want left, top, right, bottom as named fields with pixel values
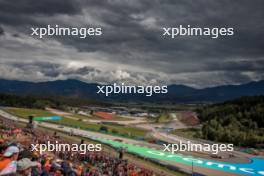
left=130, top=171, right=138, bottom=176
left=44, top=160, right=51, bottom=172
left=0, top=158, right=12, bottom=171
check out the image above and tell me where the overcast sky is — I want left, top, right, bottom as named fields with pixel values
left=0, top=0, right=264, bottom=88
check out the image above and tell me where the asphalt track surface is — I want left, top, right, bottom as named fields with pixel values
left=95, top=138, right=264, bottom=176
left=0, top=109, right=263, bottom=176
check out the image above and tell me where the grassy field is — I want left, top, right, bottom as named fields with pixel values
left=155, top=113, right=173, bottom=123
left=70, top=113, right=132, bottom=121
left=53, top=117, right=147, bottom=138
left=172, top=128, right=202, bottom=139
left=5, top=107, right=56, bottom=118
left=4, top=107, right=147, bottom=139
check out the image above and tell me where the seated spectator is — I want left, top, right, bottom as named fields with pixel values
left=0, top=146, right=19, bottom=175
left=0, top=118, right=156, bottom=176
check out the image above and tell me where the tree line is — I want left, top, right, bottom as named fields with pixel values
left=197, top=96, right=264, bottom=148
left=0, top=93, right=108, bottom=110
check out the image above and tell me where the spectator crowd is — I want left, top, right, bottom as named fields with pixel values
left=0, top=118, right=156, bottom=176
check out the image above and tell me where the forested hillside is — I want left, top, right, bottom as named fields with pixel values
left=0, top=94, right=107, bottom=109
left=197, top=96, right=264, bottom=147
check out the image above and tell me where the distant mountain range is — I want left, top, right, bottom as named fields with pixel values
left=0, top=79, right=264, bottom=103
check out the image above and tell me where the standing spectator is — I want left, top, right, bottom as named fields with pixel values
left=17, top=158, right=38, bottom=176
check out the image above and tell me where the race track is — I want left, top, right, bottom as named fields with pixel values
left=95, top=138, right=264, bottom=176
left=1, top=109, right=263, bottom=176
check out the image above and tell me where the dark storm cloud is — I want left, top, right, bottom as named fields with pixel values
left=9, top=61, right=62, bottom=77
left=0, top=26, right=4, bottom=36
left=0, top=0, right=264, bottom=87
left=71, top=66, right=99, bottom=75
left=205, top=60, right=264, bottom=72
left=64, top=0, right=264, bottom=68
left=0, top=0, right=80, bottom=15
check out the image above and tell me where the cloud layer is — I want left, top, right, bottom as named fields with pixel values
left=0, top=0, right=264, bottom=88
